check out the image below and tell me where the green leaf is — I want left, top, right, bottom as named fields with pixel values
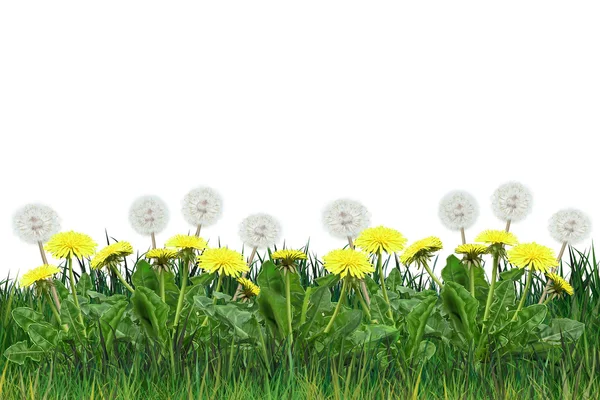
left=441, top=282, right=479, bottom=345
left=330, top=309, right=363, bottom=338
left=12, top=307, right=45, bottom=332
left=500, top=268, right=525, bottom=282
left=406, top=295, right=437, bottom=356
left=190, top=272, right=215, bottom=287
left=60, top=298, right=86, bottom=344
left=256, top=287, right=289, bottom=339
left=299, top=286, right=333, bottom=338
left=351, top=325, right=399, bottom=346
left=416, top=340, right=436, bottom=361
left=256, top=261, right=284, bottom=295
left=52, top=280, right=69, bottom=300
left=385, top=268, right=401, bottom=289
left=27, top=323, right=59, bottom=352
left=3, top=341, right=44, bottom=365
left=315, top=274, right=340, bottom=288
left=441, top=255, right=468, bottom=286
left=539, top=318, right=585, bottom=343
left=99, top=300, right=128, bottom=353
left=213, top=304, right=254, bottom=340
left=370, top=294, right=393, bottom=325
left=487, top=281, right=516, bottom=334
left=131, top=287, right=169, bottom=348
left=76, top=273, right=93, bottom=296
left=131, top=260, right=158, bottom=291
left=161, top=270, right=181, bottom=310
left=509, top=304, right=547, bottom=339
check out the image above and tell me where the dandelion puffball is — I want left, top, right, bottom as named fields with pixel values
left=239, top=213, right=281, bottom=249
left=182, top=186, right=223, bottom=227
left=491, top=181, right=533, bottom=223
left=549, top=208, right=591, bottom=245
left=438, top=191, right=479, bottom=231
left=322, top=199, right=370, bottom=239
left=129, top=195, right=169, bottom=236
left=13, top=203, right=61, bottom=244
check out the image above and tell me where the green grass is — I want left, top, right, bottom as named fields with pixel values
left=1, top=245, right=599, bottom=399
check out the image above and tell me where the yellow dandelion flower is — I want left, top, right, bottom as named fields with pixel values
left=165, top=234, right=207, bottom=251
left=20, top=264, right=61, bottom=287
left=91, top=241, right=134, bottom=270
left=474, top=230, right=518, bottom=246
left=198, top=247, right=249, bottom=277
left=146, top=248, right=178, bottom=271
left=455, top=244, right=488, bottom=264
left=507, top=242, right=558, bottom=273
left=237, top=277, right=260, bottom=301
left=399, top=236, right=443, bottom=266
left=45, top=231, right=97, bottom=259
left=323, top=249, right=374, bottom=279
left=354, top=226, right=407, bottom=254
left=546, top=272, right=574, bottom=297
left=271, top=249, right=307, bottom=273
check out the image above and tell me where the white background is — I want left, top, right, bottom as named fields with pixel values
left=1, top=1, right=598, bottom=278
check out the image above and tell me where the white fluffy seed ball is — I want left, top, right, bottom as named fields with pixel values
left=129, top=195, right=169, bottom=236
left=322, top=199, right=371, bottom=239
left=239, top=213, right=281, bottom=249
left=549, top=209, right=591, bottom=245
left=438, top=190, right=479, bottom=231
left=491, top=181, right=533, bottom=223
left=182, top=186, right=223, bottom=228
left=13, top=203, right=61, bottom=244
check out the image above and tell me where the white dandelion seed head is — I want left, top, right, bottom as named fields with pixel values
left=322, top=199, right=371, bottom=239
left=549, top=208, right=591, bottom=245
left=182, top=186, right=223, bottom=228
left=491, top=181, right=533, bottom=223
left=129, top=195, right=169, bottom=236
left=239, top=213, right=281, bottom=249
left=438, top=190, right=479, bottom=231
left=12, top=203, right=61, bottom=244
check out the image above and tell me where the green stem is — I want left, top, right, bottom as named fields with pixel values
left=67, top=257, right=87, bottom=338
left=512, top=269, right=532, bottom=321
left=324, top=279, right=348, bottom=334
left=469, top=261, right=476, bottom=298
left=111, top=265, right=134, bottom=294
left=482, top=253, right=500, bottom=325
left=285, top=271, right=293, bottom=343
left=257, top=321, right=272, bottom=376
left=422, top=260, right=444, bottom=289
left=174, top=261, right=190, bottom=328
left=44, top=290, right=62, bottom=327
left=299, top=286, right=312, bottom=326
left=159, top=270, right=166, bottom=302
left=376, top=251, right=393, bottom=320
left=353, top=281, right=372, bottom=322
left=201, top=273, right=223, bottom=327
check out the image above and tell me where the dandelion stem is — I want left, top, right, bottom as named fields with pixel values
left=232, top=246, right=257, bottom=301
left=38, top=241, right=49, bottom=264
left=460, top=228, right=466, bottom=245
left=376, top=251, right=393, bottom=321
left=111, top=265, right=134, bottom=294
left=324, top=279, right=348, bottom=334
left=174, top=259, right=190, bottom=328
left=50, top=284, right=61, bottom=313
left=67, top=257, right=87, bottom=339
left=352, top=281, right=372, bottom=322
left=44, top=289, right=62, bottom=327
left=482, top=253, right=500, bottom=325
left=347, top=236, right=371, bottom=306
left=159, top=270, right=166, bottom=302
left=151, top=233, right=157, bottom=249
left=538, top=241, right=567, bottom=304
left=421, top=260, right=444, bottom=289
left=195, top=225, right=202, bottom=237
left=512, top=269, right=533, bottom=321
left=505, top=220, right=511, bottom=232
left=285, top=271, right=293, bottom=343
left=201, top=274, right=224, bottom=327
left=469, top=261, right=476, bottom=298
